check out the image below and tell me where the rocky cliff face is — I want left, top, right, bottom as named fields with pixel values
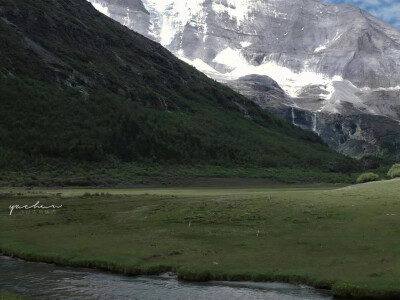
left=89, top=0, right=400, bottom=158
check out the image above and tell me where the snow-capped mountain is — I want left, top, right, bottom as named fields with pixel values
left=89, top=0, right=400, bottom=157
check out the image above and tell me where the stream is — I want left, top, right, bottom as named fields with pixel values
left=0, top=256, right=333, bottom=299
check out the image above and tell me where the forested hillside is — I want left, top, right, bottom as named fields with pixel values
left=0, top=0, right=356, bottom=179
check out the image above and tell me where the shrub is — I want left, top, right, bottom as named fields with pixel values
left=387, top=163, right=400, bottom=179
left=356, top=172, right=379, bottom=184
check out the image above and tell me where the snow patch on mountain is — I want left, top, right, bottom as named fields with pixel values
left=141, top=0, right=271, bottom=46
left=142, top=0, right=207, bottom=45
left=211, top=1, right=251, bottom=25
left=240, top=41, right=252, bottom=47
left=314, top=31, right=342, bottom=53
left=213, top=47, right=242, bottom=68
left=360, top=86, right=400, bottom=92
left=314, top=44, right=327, bottom=53
left=179, top=56, right=221, bottom=75
left=91, top=1, right=110, bottom=16
left=213, top=47, right=344, bottom=99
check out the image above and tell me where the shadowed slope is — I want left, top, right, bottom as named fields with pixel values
left=0, top=0, right=354, bottom=173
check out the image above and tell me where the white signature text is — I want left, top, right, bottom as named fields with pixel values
left=9, top=201, right=63, bottom=215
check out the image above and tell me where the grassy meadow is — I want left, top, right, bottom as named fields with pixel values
left=0, top=291, right=31, bottom=300
left=0, top=163, right=359, bottom=188
left=1, top=180, right=400, bottom=298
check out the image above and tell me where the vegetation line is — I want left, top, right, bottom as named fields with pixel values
left=0, top=248, right=332, bottom=292
left=2, top=248, right=399, bottom=299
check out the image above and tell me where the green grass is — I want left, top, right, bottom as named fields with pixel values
left=1, top=179, right=400, bottom=298
left=0, top=292, right=31, bottom=300
left=0, top=163, right=358, bottom=187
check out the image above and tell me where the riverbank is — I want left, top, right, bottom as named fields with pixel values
left=1, top=180, right=400, bottom=298
left=0, top=256, right=331, bottom=300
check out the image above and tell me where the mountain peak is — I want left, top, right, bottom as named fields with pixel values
left=89, top=0, right=400, bottom=157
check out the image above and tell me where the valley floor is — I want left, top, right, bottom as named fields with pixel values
left=1, top=180, right=400, bottom=298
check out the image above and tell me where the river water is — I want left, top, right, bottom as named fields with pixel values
left=0, top=256, right=333, bottom=300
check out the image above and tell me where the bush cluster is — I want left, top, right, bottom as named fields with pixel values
left=387, top=163, right=400, bottom=179
left=356, top=172, right=379, bottom=184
